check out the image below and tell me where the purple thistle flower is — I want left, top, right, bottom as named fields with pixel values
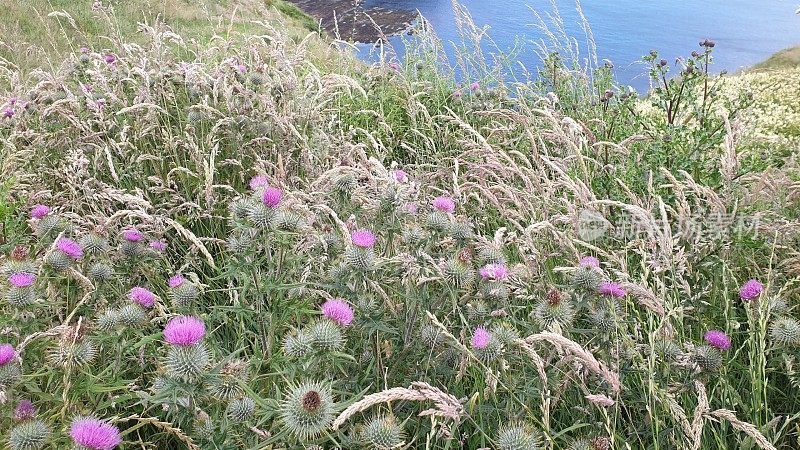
left=262, top=186, right=282, bottom=208
left=432, top=196, right=456, bottom=214
left=740, top=279, right=763, bottom=301
left=168, top=275, right=186, bottom=288
left=479, top=263, right=509, bottom=281
left=471, top=327, right=490, bottom=349
left=3, top=108, right=14, bottom=118
left=236, top=63, right=247, bottom=74
left=70, top=417, right=122, bottom=450
left=351, top=229, right=377, bottom=249
left=129, top=287, right=156, bottom=309
left=453, top=90, right=463, bottom=99
left=704, top=330, right=731, bottom=350
left=13, top=400, right=37, bottom=421
left=321, top=298, right=354, bottom=327
left=388, top=62, right=400, bottom=71
left=103, top=53, right=117, bottom=65
left=163, top=316, right=206, bottom=346
left=470, top=82, right=480, bottom=91
left=122, top=229, right=143, bottom=242
left=80, top=47, right=90, bottom=54
left=392, top=169, right=408, bottom=183
left=579, top=256, right=600, bottom=269
left=0, top=343, right=16, bottom=365
left=149, top=240, right=166, bottom=252
left=249, top=175, right=269, bottom=190
left=404, top=202, right=418, bottom=214
left=57, top=238, right=84, bottom=259
left=31, top=205, right=50, bottom=219
left=599, top=281, right=626, bottom=298
left=9, top=272, right=35, bottom=288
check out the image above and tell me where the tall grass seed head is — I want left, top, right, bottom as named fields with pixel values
left=280, top=381, right=335, bottom=441
left=321, top=298, right=354, bottom=327
left=69, top=417, right=121, bottom=450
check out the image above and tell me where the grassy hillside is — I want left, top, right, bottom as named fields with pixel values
left=0, top=2, right=799, bottom=450
left=753, top=45, right=800, bottom=70
left=0, top=0, right=319, bottom=73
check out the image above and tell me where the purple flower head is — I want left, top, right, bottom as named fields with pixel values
left=262, top=186, right=282, bottom=208
left=479, top=263, right=509, bottom=281
left=168, top=275, right=186, bottom=289
left=351, top=229, right=377, bottom=249
left=471, top=327, right=490, bottom=349
left=704, top=330, right=731, bottom=350
left=104, top=53, right=117, bottom=64
left=249, top=175, right=269, bottom=190
left=740, top=279, right=763, bottom=301
left=81, top=84, right=94, bottom=93
left=0, top=343, right=15, bottom=365
left=453, top=90, right=463, bottom=99
left=129, top=287, right=156, bottom=309
left=3, top=108, right=14, bottom=118
left=470, top=82, right=480, bottom=91
left=9, top=272, right=36, bottom=288
left=321, top=298, right=354, bottom=327
left=388, top=62, right=400, bottom=71
left=149, top=240, right=167, bottom=252
left=579, top=256, right=600, bottom=269
left=236, top=63, right=247, bottom=74
left=80, top=47, right=90, bottom=54
left=31, top=205, right=50, bottom=221
left=392, top=169, right=409, bottom=183
left=70, top=417, right=122, bottom=450
left=599, top=281, right=626, bottom=298
left=163, top=315, right=206, bottom=346
left=57, top=238, right=83, bottom=259
left=432, top=196, right=456, bottom=214
left=122, top=229, right=143, bottom=242
left=404, top=202, right=418, bottom=214
left=13, top=400, right=37, bottom=421
left=8, top=97, right=17, bottom=105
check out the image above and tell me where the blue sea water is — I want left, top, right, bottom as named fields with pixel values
left=355, top=0, right=800, bottom=91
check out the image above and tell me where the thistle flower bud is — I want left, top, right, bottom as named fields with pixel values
left=8, top=420, right=52, bottom=450
left=78, top=233, right=110, bottom=255
left=693, top=345, right=723, bottom=372
left=225, top=396, right=256, bottom=423
left=280, top=381, right=335, bottom=440
left=442, top=259, right=475, bottom=289
left=309, top=319, right=345, bottom=351
left=360, top=415, right=404, bottom=449
left=168, top=275, right=200, bottom=307
left=532, top=295, right=575, bottom=329
left=497, top=423, right=540, bottom=450
left=96, top=309, right=120, bottom=332
left=88, top=261, right=114, bottom=281
left=770, top=317, right=800, bottom=346
left=118, top=304, right=148, bottom=327
left=284, top=330, right=314, bottom=358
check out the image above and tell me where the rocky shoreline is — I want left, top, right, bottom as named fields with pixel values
left=285, top=0, right=419, bottom=42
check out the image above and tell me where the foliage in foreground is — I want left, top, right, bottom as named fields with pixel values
left=1, top=6, right=800, bottom=450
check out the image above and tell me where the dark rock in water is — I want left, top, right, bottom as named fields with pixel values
left=286, top=0, right=418, bottom=42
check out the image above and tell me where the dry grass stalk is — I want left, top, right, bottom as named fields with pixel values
left=521, top=332, right=621, bottom=392
left=708, top=409, right=777, bottom=450
left=332, top=382, right=464, bottom=429
left=116, top=415, right=200, bottom=450
left=690, top=381, right=709, bottom=450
